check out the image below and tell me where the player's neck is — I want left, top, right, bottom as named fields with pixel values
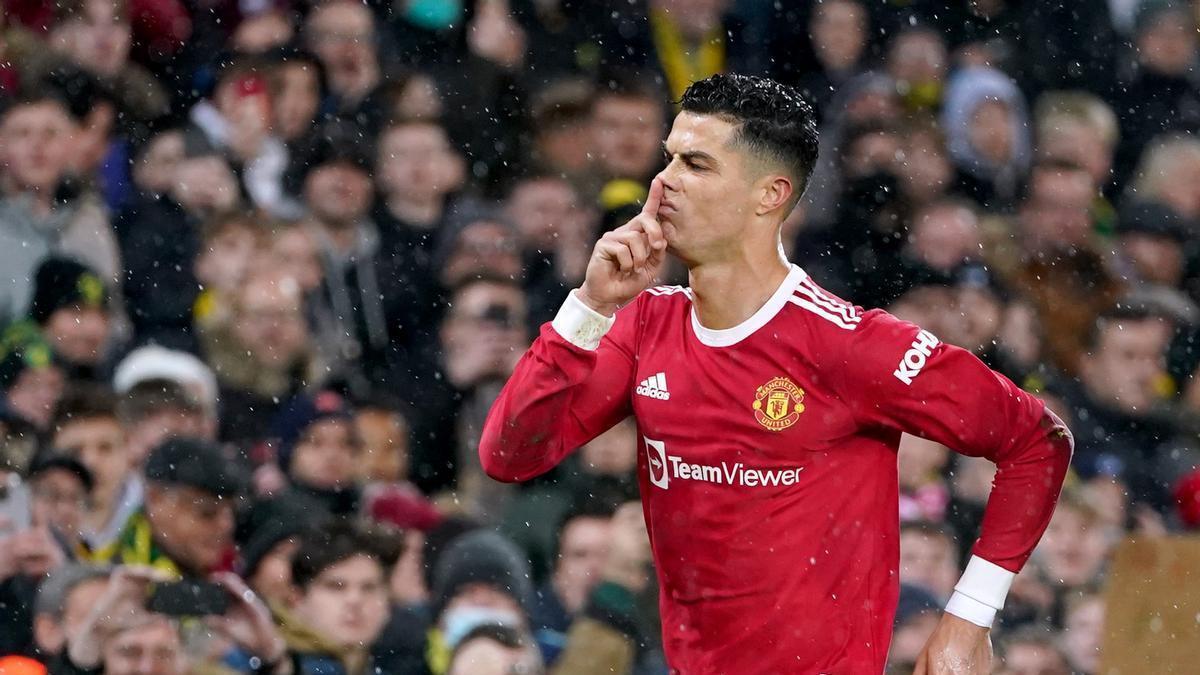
left=688, top=256, right=791, bottom=330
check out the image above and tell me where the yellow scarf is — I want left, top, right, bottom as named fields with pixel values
left=650, top=9, right=726, bottom=103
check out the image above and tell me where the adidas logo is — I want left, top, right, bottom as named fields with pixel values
left=636, top=372, right=670, bottom=400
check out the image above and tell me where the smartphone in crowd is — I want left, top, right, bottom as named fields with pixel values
left=0, top=473, right=32, bottom=538
left=146, top=580, right=231, bottom=616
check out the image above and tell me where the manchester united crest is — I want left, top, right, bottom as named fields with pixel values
left=752, top=376, right=805, bottom=431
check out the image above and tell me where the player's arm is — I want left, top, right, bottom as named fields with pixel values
left=479, top=178, right=669, bottom=482
left=835, top=310, right=1073, bottom=628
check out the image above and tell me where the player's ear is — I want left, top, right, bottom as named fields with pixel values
left=756, top=174, right=794, bottom=216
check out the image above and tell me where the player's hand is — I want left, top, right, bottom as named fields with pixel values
left=578, top=177, right=669, bottom=316
left=913, top=613, right=993, bottom=675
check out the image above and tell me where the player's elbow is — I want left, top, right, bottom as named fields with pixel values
left=478, top=432, right=532, bottom=483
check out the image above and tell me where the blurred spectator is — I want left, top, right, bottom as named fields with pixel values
left=1068, top=306, right=1177, bottom=509
left=31, top=564, right=109, bottom=668
left=45, top=0, right=169, bottom=123
left=303, top=0, right=384, bottom=129
left=1031, top=491, right=1110, bottom=595
left=991, top=161, right=1123, bottom=374
left=192, top=213, right=266, bottom=333
left=293, top=120, right=400, bottom=393
left=26, top=452, right=92, bottom=558
left=1059, top=589, right=1105, bottom=675
left=266, top=47, right=323, bottom=148
left=995, top=627, right=1070, bottom=675
left=448, top=623, right=544, bottom=675
left=504, top=172, right=593, bottom=329
left=897, top=436, right=951, bottom=523
left=1112, top=2, right=1200, bottom=186
left=237, top=497, right=316, bottom=609
left=1116, top=200, right=1190, bottom=289
left=281, top=519, right=402, bottom=673
left=427, top=530, right=534, bottom=667
left=436, top=277, right=529, bottom=509
left=111, top=346, right=219, bottom=432
left=268, top=391, right=361, bottom=516
left=885, top=25, right=948, bottom=114
left=797, top=0, right=869, bottom=118
left=530, top=501, right=613, bottom=653
left=897, top=520, right=959, bottom=602
left=354, top=400, right=411, bottom=485
left=188, top=57, right=299, bottom=219
left=117, top=137, right=240, bottom=350
left=26, top=257, right=113, bottom=380
left=201, top=269, right=319, bottom=445
left=588, top=73, right=668, bottom=194
left=94, top=438, right=240, bottom=577
left=0, top=327, right=65, bottom=432
left=941, top=66, right=1032, bottom=209
left=231, top=9, right=294, bottom=55
left=1034, top=91, right=1120, bottom=198
left=887, top=583, right=942, bottom=672
left=50, top=385, right=135, bottom=554
left=0, top=93, right=121, bottom=324
left=116, top=379, right=214, bottom=466
left=1127, top=134, right=1200, bottom=223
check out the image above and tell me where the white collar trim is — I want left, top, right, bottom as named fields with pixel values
left=689, top=264, right=808, bottom=347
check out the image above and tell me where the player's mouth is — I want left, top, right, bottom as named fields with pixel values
left=659, top=200, right=678, bottom=216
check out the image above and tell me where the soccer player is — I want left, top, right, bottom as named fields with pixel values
left=480, top=74, right=1072, bottom=674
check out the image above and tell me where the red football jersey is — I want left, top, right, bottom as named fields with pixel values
left=481, top=265, right=1072, bottom=673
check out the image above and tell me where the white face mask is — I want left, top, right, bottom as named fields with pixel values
left=440, top=606, right=523, bottom=648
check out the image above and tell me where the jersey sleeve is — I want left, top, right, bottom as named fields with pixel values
left=831, top=308, right=1073, bottom=626
left=479, top=291, right=640, bottom=483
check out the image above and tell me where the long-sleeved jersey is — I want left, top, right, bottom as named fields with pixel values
left=481, top=265, right=1072, bottom=673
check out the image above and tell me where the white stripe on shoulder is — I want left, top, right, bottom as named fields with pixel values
left=786, top=295, right=859, bottom=330
left=646, top=285, right=689, bottom=297
left=796, top=278, right=860, bottom=322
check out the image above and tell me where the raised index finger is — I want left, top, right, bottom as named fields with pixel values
left=641, top=176, right=664, bottom=219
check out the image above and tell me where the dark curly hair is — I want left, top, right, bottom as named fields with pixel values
left=291, top=519, right=404, bottom=590
left=680, top=73, right=820, bottom=200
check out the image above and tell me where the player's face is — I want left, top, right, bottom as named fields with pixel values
left=658, top=112, right=761, bottom=264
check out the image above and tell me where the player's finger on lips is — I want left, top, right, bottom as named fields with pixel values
left=641, top=176, right=664, bottom=217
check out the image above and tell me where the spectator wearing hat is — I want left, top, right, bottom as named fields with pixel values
left=1116, top=199, right=1191, bottom=290
left=0, top=325, right=65, bottom=432
left=95, top=437, right=242, bottom=578
left=237, top=498, right=323, bottom=609
left=422, top=530, right=535, bottom=671
left=268, top=390, right=362, bottom=516
left=25, top=257, right=113, bottom=379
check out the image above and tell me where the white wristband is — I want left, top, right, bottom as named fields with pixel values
left=943, top=555, right=1016, bottom=628
left=551, top=290, right=616, bottom=351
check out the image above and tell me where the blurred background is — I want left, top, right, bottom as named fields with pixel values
left=2, top=0, right=1200, bottom=673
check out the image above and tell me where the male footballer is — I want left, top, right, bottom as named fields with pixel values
left=480, top=73, right=1072, bottom=674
